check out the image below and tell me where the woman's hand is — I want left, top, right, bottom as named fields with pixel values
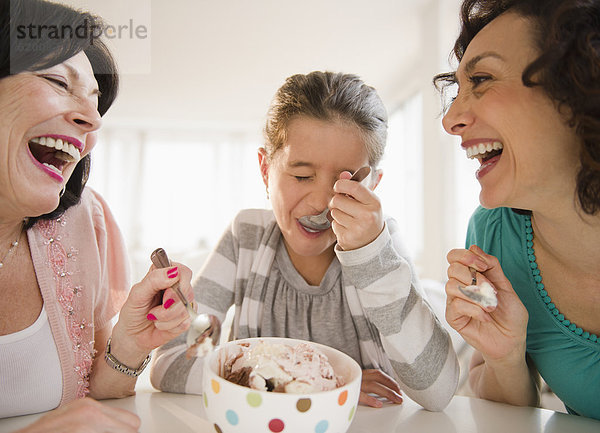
left=88, top=263, right=194, bottom=399
left=330, top=171, right=384, bottom=251
left=446, top=245, right=539, bottom=406
left=358, top=369, right=403, bottom=408
left=446, top=245, right=529, bottom=363
left=110, top=263, right=194, bottom=358
left=14, top=398, right=140, bottom=433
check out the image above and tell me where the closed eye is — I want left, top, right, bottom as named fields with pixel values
left=42, top=75, right=69, bottom=90
left=294, top=176, right=311, bottom=182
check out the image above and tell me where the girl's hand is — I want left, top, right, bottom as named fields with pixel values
left=330, top=171, right=384, bottom=251
left=111, top=263, right=194, bottom=356
left=358, top=369, right=403, bottom=408
left=445, top=245, right=529, bottom=363
left=15, top=398, right=140, bottom=433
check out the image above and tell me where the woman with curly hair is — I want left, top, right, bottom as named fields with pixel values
left=435, top=0, right=600, bottom=420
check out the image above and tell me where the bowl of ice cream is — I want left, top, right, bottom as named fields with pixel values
left=202, top=337, right=362, bottom=433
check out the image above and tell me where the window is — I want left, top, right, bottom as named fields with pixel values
left=378, top=93, right=423, bottom=259
left=88, top=94, right=427, bottom=281
left=88, top=129, right=266, bottom=280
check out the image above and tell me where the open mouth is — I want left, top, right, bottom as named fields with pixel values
left=28, top=136, right=82, bottom=174
left=465, top=141, right=503, bottom=163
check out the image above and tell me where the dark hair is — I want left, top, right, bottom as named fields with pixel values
left=434, top=0, right=600, bottom=215
left=264, top=71, right=388, bottom=168
left=0, top=0, right=119, bottom=227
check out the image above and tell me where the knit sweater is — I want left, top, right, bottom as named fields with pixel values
left=151, top=209, right=458, bottom=411
left=21, top=188, right=129, bottom=407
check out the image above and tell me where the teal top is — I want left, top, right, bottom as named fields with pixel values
left=466, top=206, right=600, bottom=420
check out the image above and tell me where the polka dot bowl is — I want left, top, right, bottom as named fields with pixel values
left=202, top=337, right=362, bottom=433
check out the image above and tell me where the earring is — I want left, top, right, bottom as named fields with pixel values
left=265, top=186, right=270, bottom=200
left=59, top=186, right=66, bottom=197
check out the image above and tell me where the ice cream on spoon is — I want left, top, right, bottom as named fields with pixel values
left=458, top=281, right=498, bottom=309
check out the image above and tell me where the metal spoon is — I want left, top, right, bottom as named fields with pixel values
left=150, top=248, right=221, bottom=357
left=298, top=166, right=372, bottom=230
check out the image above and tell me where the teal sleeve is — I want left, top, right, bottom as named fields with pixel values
left=464, top=206, right=505, bottom=260
left=465, top=208, right=479, bottom=249
left=465, top=206, right=488, bottom=249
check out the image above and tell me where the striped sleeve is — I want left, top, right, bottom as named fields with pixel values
left=336, top=219, right=459, bottom=411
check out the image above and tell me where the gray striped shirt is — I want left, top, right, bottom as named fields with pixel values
left=150, top=209, right=459, bottom=411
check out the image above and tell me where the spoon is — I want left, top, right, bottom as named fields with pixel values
left=298, top=166, right=372, bottom=230
left=457, top=282, right=498, bottom=309
left=457, top=268, right=497, bottom=308
left=150, top=248, right=221, bottom=357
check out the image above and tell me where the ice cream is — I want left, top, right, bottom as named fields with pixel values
left=221, top=340, right=343, bottom=393
left=459, top=281, right=498, bottom=308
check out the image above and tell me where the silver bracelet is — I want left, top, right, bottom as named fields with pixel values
left=104, top=337, right=151, bottom=377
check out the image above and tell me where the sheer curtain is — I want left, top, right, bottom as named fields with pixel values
left=377, top=93, right=424, bottom=260
left=88, top=128, right=266, bottom=280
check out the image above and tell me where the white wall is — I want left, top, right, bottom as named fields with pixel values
left=62, top=0, right=480, bottom=283
left=377, top=0, right=479, bottom=281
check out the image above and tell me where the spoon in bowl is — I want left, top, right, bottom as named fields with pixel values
left=150, top=248, right=221, bottom=357
left=298, top=166, right=372, bottom=231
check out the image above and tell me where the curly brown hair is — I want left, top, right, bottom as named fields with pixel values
left=434, top=0, right=600, bottom=215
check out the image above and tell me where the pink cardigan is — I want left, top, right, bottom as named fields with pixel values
left=27, top=188, right=130, bottom=405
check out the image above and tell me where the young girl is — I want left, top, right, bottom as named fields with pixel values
left=150, top=71, right=459, bottom=410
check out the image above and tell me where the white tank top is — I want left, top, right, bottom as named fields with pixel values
left=0, top=305, right=62, bottom=417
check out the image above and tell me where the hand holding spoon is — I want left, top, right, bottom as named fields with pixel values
left=457, top=268, right=498, bottom=309
left=150, top=248, right=221, bottom=357
left=298, top=166, right=372, bottom=230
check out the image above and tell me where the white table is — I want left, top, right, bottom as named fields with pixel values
left=1, top=391, right=599, bottom=433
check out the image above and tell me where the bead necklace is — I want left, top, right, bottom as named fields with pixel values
left=0, top=224, right=24, bottom=269
left=525, top=215, right=599, bottom=343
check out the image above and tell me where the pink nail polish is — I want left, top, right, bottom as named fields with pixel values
left=163, top=298, right=175, bottom=309
left=167, top=267, right=178, bottom=278
left=147, top=313, right=157, bottom=321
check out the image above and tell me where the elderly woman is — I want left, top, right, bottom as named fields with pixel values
left=436, top=0, right=600, bottom=420
left=0, top=1, right=192, bottom=431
